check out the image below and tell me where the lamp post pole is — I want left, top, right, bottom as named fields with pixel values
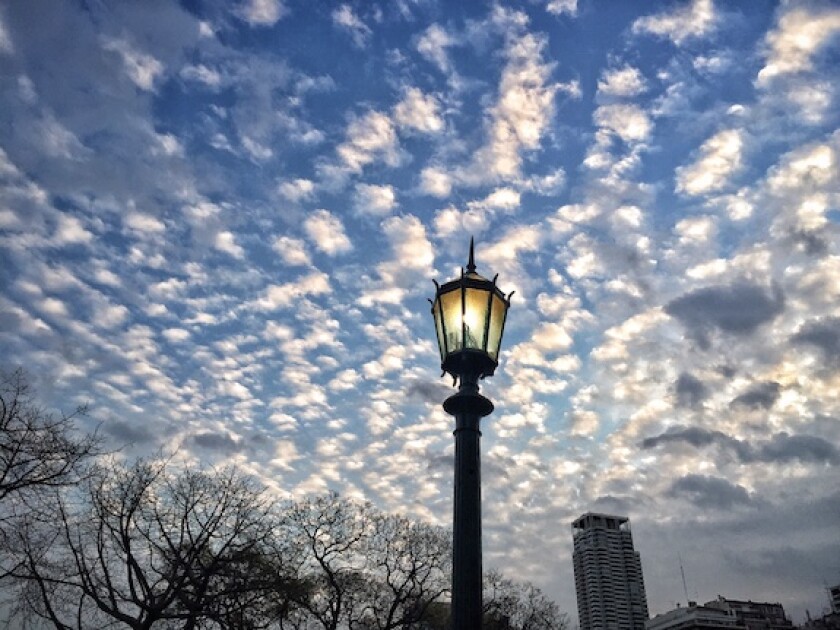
left=445, top=371, right=494, bottom=630
left=430, top=240, right=512, bottom=630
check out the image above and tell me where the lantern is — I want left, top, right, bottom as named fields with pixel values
left=431, top=239, right=512, bottom=382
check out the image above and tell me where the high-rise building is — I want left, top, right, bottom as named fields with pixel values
left=572, top=512, right=649, bottom=630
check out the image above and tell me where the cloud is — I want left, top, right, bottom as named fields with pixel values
left=304, top=209, right=352, bottom=255
left=665, top=282, right=785, bottom=347
left=632, top=0, right=717, bottom=46
left=335, top=110, right=400, bottom=174
left=54, top=215, right=93, bottom=245
left=214, top=231, right=245, bottom=258
left=254, top=271, right=331, bottom=310
left=642, top=426, right=840, bottom=466
left=676, top=129, right=744, bottom=195
left=592, top=104, right=652, bottom=144
left=756, top=5, right=840, bottom=86
left=380, top=214, right=434, bottom=278
left=272, top=236, right=312, bottom=266
left=668, top=474, right=752, bottom=510
left=180, top=63, right=223, bottom=88
left=278, top=178, right=316, bottom=202
left=416, top=24, right=454, bottom=73
left=101, top=37, right=164, bottom=91
left=393, top=87, right=444, bottom=134
left=353, top=183, right=396, bottom=216
left=757, top=433, right=839, bottom=466
left=469, top=31, right=574, bottom=181
left=730, top=381, right=780, bottom=410
left=331, top=4, right=371, bottom=48
left=545, top=0, right=577, bottom=18
left=674, top=372, right=709, bottom=408
left=0, top=11, right=13, bottom=54
left=162, top=328, right=190, bottom=343
left=191, top=431, right=244, bottom=453
left=597, top=66, right=646, bottom=98
left=125, top=212, right=165, bottom=233
left=791, top=316, right=840, bottom=368
left=419, top=167, right=452, bottom=198
left=237, top=0, right=286, bottom=27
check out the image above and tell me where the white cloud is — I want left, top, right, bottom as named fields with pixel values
left=101, top=37, right=164, bottom=91
left=335, top=110, right=400, bottom=174
left=98, top=304, right=130, bottom=328
left=675, top=215, right=718, bottom=245
left=676, top=128, right=743, bottom=196
left=381, top=214, right=434, bottom=275
left=241, top=136, right=273, bottom=161
left=433, top=205, right=488, bottom=238
left=214, top=231, right=245, bottom=258
left=522, top=168, right=566, bottom=196
left=632, top=0, right=717, bottom=46
left=469, top=187, right=521, bottom=212
left=767, top=141, right=835, bottom=193
left=597, top=66, right=646, bottom=98
left=125, top=212, right=165, bottom=233
left=180, top=63, right=223, bottom=88
left=272, top=236, right=311, bottom=266
left=419, top=166, right=452, bottom=198
left=328, top=368, right=360, bottom=392
left=304, top=209, right=352, bottom=255
left=162, top=328, right=191, bottom=343
left=331, top=4, right=371, bottom=48
left=593, top=104, right=652, bottom=143
left=757, top=5, right=840, bottom=86
left=278, top=178, right=315, bottom=202
left=546, top=0, right=577, bottom=17
left=154, top=133, right=183, bottom=157
left=39, top=297, right=68, bottom=318
left=237, top=0, right=286, bottom=26
left=416, top=24, right=453, bottom=73
left=393, top=88, right=444, bottom=134
left=354, top=183, right=396, bottom=216
left=54, top=215, right=93, bottom=245
left=469, top=31, right=575, bottom=181
left=255, top=271, right=331, bottom=310
left=786, top=81, right=833, bottom=125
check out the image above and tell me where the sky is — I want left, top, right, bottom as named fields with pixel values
left=1, top=0, right=839, bottom=623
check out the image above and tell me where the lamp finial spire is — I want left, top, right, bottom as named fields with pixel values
left=467, top=237, right=476, bottom=273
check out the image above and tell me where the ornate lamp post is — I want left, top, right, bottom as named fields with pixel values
left=430, top=239, right=512, bottom=629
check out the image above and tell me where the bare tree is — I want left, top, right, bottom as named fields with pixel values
left=0, top=368, right=100, bottom=582
left=282, top=493, right=373, bottom=630
left=0, top=368, right=99, bottom=506
left=483, top=570, right=568, bottom=630
left=360, top=512, right=450, bottom=630
left=9, top=459, right=300, bottom=629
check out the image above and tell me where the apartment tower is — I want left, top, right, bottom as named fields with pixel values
left=572, top=512, right=649, bottom=630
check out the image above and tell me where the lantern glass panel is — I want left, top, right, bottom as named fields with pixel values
left=487, top=293, right=507, bottom=360
left=433, top=299, right=445, bottom=360
left=464, top=287, right=490, bottom=351
left=441, top=288, right=463, bottom=354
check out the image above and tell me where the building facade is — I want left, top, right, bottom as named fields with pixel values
left=647, top=598, right=796, bottom=630
left=646, top=602, right=740, bottom=630
left=704, top=597, right=793, bottom=630
left=572, top=512, right=649, bottom=630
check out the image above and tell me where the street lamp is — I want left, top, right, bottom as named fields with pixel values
left=430, top=239, right=512, bottom=630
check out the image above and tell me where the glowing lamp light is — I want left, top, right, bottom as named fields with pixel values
left=430, top=239, right=513, bottom=382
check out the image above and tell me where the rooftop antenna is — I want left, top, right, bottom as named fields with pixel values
left=679, top=552, right=690, bottom=606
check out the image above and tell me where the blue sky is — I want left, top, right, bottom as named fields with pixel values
left=1, top=0, right=839, bottom=622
